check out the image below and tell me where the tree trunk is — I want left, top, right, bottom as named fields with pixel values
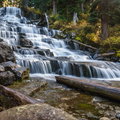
left=100, top=0, right=109, bottom=40
left=53, top=0, right=57, bottom=15
left=101, top=14, right=109, bottom=40
left=21, top=0, right=29, bottom=7
left=81, top=3, right=84, bottom=13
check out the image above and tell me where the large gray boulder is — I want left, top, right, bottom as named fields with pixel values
left=0, top=104, right=78, bottom=120
left=0, top=42, right=15, bottom=63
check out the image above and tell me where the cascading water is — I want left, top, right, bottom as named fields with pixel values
left=0, top=7, right=120, bottom=80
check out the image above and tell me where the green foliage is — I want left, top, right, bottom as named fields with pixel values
left=116, top=51, right=120, bottom=57
left=0, top=0, right=120, bottom=57
left=102, top=36, right=120, bottom=52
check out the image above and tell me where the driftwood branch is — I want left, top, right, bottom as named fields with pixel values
left=97, top=52, right=115, bottom=57
left=0, top=85, right=39, bottom=105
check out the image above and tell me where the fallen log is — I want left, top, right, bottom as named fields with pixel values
left=56, top=76, right=120, bottom=101
left=95, top=52, right=116, bottom=59
left=72, top=40, right=97, bottom=51
left=0, top=85, right=39, bottom=109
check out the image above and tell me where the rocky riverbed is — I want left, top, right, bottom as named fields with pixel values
left=9, top=76, right=120, bottom=120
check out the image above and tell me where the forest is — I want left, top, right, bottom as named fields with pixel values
left=0, top=0, right=120, bottom=120
left=0, top=0, right=120, bottom=59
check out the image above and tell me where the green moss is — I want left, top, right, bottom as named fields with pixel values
left=9, top=81, right=28, bottom=89
left=78, top=103, right=94, bottom=110
left=116, top=51, right=120, bottom=57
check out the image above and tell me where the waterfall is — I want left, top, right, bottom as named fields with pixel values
left=0, top=7, right=120, bottom=80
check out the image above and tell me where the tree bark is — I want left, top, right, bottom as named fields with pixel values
left=53, top=0, right=57, bottom=15
left=100, top=0, right=109, bottom=40
left=81, top=3, right=84, bottom=13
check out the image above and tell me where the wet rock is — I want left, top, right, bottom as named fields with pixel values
left=0, top=42, right=15, bottom=63
left=1, top=61, right=29, bottom=81
left=37, top=49, right=54, bottom=57
left=0, top=38, right=4, bottom=42
left=92, top=97, right=106, bottom=103
left=116, top=113, right=120, bottom=119
left=12, top=67, right=29, bottom=81
left=37, top=14, right=48, bottom=27
left=86, top=112, right=98, bottom=119
left=100, top=117, right=110, bottom=120
left=0, top=71, right=15, bottom=85
left=15, top=80, right=47, bottom=96
left=0, top=65, right=5, bottom=72
left=20, top=38, right=33, bottom=48
left=1, top=61, right=19, bottom=71
left=0, top=104, right=78, bottom=120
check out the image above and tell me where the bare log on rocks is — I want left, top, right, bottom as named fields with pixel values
left=72, top=40, right=97, bottom=51
left=95, top=52, right=116, bottom=59
left=0, top=85, right=39, bottom=109
left=56, top=76, right=120, bottom=101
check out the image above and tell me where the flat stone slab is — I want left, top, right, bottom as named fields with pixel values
left=13, top=80, right=48, bottom=96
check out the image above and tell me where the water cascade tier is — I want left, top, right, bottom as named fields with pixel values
left=0, top=7, right=120, bottom=80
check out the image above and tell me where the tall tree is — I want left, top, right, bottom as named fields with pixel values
left=52, top=0, right=57, bottom=15
left=91, top=0, right=120, bottom=40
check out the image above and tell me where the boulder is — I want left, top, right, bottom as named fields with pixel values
left=13, top=67, right=29, bottom=81
left=0, top=104, right=78, bottom=120
left=1, top=61, right=29, bottom=81
left=1, top=61, right=19, bottom=71
left=0, top=42, right=15, bottom=63
left=0, top=71, right=15, bottom=85
left=100, top=117, right=110, bottom=120
left=20, top=38, right=33, bottom=48
left=0, top=65, right=5, bottom=72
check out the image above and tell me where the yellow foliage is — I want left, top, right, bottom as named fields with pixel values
left=27, top=7, right=41, bottom=15
left=86, top=33, right=99, bottom=43
left=3, top=0, right=20, bottom=7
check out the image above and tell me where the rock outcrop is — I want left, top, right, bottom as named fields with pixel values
left=0, top=42, right=15, bottom=63
left=0, top=104, right=78, bottom=120
left=0, top=61, right=29, bottom=85
left=0, top=71, right=16, bottom=85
